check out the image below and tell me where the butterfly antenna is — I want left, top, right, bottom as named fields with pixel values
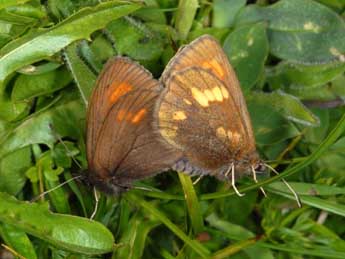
left=229, top=163, right=245, bottom=197
left=48, top=124, right=82, bottom=169
left=265, top=163, right=302, bottom=208
left=31, top=175, right=83, bottom=202
left=251, top=165, right=267, bottom=197
left=90, top=187, right=99, bottom=220
left=193, top=175, right=203, bottom=185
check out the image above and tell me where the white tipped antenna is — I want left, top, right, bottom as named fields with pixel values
left=265, top=163, right=302, bottom=208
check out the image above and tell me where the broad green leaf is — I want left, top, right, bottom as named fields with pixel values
left=224, top=22, right=268, bottom=91
left=12, top=67, right=72, bottom=101
left=0, top=223, right=37, bottom=259
left=212, top=0, right=245, bottom=28
left=0, top=1, right=141, bottom=88
left=0, top=192, right=115, bottom=254
left=268, top=61, right=345, bottom=89
left=248, top=100, right=300, bottom=145
left=175, top=0, right=198, bottom=40
left=0, top=146, right=31, bottom=195
left=236, top=0, right=345, bottom=63
left=286, top=74, right=345, bottom=101
left=107, top=17, right=165, bottom=62
left=0, top=90, right=84, bottom=158
left=17, top=62, right=62, bottom=75
left=250, top=91, right=320, bottom=127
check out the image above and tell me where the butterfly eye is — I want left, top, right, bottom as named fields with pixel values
left=254, top=163, right=266, bottom=173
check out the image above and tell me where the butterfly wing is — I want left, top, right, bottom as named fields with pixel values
left=156, top=35, right=259, bottom=176
left=161, top=35, right=255, bottom=145
left=87, top=57, right=181, bottom=194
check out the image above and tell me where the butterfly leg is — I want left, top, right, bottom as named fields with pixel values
left=193, top=175, right=203, bottom=185
left=90, top=187, right=99, bottom=220
left=228, top=163, right=245, bottom=197
left=251, top=166, right=267, bottom=197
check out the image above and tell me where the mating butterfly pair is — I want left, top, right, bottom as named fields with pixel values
left=86, top=35, right=265, bottom=196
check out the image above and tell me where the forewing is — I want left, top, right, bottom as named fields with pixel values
left=87, top=57, right=181, bottom=184
left=157, top=68, right=255, bottom=171
left=161, top=35, right=255, bottom=144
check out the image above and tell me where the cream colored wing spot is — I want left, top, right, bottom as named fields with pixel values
left=216, top=127, right=228, bottom=141
left=191, top=87, right=209, bottom=107
left=204, top=89, right=215, bottom=101
left=227, top=130, right=241, bottom=144
left=173, top=111, right=187, bottom=120
left=220, top=85, right=229, bottom=99
left=212, top=86, right=223, bottom=102
left=191, top=86, right=228, bottom=107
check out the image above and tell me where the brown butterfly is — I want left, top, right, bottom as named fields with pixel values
left=86, top=57, right=181, bottom=195
left=155, top=35, right=299, bottom=203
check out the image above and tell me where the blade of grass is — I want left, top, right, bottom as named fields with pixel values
left=210, top=237, right=259, bottom=259
left=267, top=186, right=345, bottom=217
left=125, top=193, right=210, bottom=258
left=178, top=172, right=204, bottom=234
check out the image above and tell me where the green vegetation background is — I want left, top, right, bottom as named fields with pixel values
left=1, top=0, right=345, bottom=258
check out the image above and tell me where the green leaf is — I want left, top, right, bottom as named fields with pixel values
left=0, top=90, right=85, bottom=158
left=0, top=192, right=115, bottom=254
left=0, top=1, right=141, bottom=87
left=224, top=22, right=268, bottom=91
left=236, top=0, right=345, bottom=63
left=212, top=0, right=246, bottom=28
left=268, top=61, right=345, bottom=89
left=248, top=100, right=300, bottom=145
left=0, top=223, right=37, bottom=259
left=0, top=146, right=31, bottom=195
left=12, top=67, right=72, bottom=101
left=175, top=0, right=198, bottom=40
left=250, top=91, right=320, bottom=127
left=107, top=17, right=165, bottom=62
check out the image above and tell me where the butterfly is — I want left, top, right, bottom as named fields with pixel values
left=155, top=34, right=297, bottom=199
left=86, top=57, right=181, bottom=195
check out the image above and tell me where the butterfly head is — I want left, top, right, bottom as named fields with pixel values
left=87, top=170, right=130, bottom=195
left=231, top=151, right=266, bottom=178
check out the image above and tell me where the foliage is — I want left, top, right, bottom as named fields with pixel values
left=0, top=0, right=345, bottom=258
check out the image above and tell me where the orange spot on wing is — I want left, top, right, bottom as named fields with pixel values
left=131, top=108, right=147, bottom=124
left=117, top=109, right=127, bottom=121
left=202, top=59, right=225, bottom=79
left=109, top=82, right=132, bottom=104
